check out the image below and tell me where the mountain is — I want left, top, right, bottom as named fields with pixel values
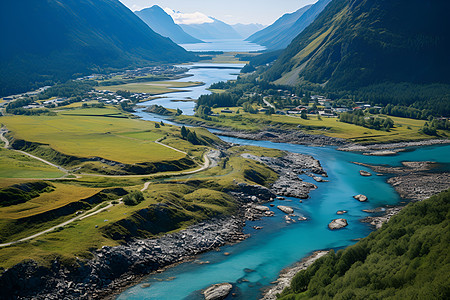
left=180, top=18, right=242, bottom=40
left=135, top=5, right=203, bottom=44
left=231, top=23, right=265, bottom=39
left=264, top=0, right=450, bottom=91
left=246, top=4, right=313, bottom=49
left=0, top=0, right=196, bottom=97
left=247, top=0, right=332, bottom=50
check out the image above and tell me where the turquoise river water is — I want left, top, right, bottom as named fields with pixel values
left=120, top=41, right=450, bottom=299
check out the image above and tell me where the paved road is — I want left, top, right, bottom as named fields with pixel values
left=263, top=98, right=275, bottom=109
left=1, top=128, right=68, bottom=173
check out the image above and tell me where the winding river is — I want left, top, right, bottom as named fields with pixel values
left=120, top=42, right=450, bottom=299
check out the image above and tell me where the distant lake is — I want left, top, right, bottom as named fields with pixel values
left=181, top=39, right=266, bottom=52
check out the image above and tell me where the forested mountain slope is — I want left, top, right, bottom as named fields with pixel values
left=263, top=0, right=450, bottom=114
left=0, top=0, right=195, bottom=97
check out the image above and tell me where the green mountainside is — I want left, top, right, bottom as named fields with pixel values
left=0, top=0, right=196, bottom=97
left=263, top=0, right=450, bottom=114
left=279, top=189, right=450, bottom=299
left=247, top=0, right=332, bottom=50
left=246, top=4, right=313, bottom=49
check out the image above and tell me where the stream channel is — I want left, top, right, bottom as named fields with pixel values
left=119, top=42, right=450, bottom=299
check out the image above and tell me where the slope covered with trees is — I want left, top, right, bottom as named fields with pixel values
left=0, top=0, right=196, bottom=97
left=279, top=189, right=450, bottom=299
left=247, top=0, right=332, bottom=50
left=263, top=0, right=450, bottom=115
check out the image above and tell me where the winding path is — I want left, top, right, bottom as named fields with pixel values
left=0, top=129, right=217, bottom=248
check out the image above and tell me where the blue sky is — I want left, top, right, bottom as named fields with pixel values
left=119, top=0, right=317, bottom=25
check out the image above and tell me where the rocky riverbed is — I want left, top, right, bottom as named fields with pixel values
left=220, top=128, right=349, bottom=147
left=241, top=152, right=327, bottom=199
left=357, top=160, right=450, bottom=228
left=338, top=139, right=450, bottom=155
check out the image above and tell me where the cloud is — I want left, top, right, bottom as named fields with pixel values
left=164, top=7, right=214, bottom=25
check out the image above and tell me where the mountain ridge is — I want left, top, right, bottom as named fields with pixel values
left=264, top=0, right=450, bottom=89
left=135, top=5, right=203, bottom=44
left=0, top=0, right=195, bottom=97
left=180, top=18, right=242, bottom=40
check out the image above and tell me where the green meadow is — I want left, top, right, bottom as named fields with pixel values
left=1, top=108, right=190, bottom=164
left=177, top=109, right=446, bottom=144
left=96, top=81, right=203, bottom=95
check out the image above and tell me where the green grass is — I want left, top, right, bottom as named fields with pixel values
left=1, top=109, right=189, bottom=164
left=177, top=110, right=448, bottom=144
left=0, top=182, right=101, bottom=219
left=0, top=148, right=65, bottom=179
left=96, top=81, right=203, bottom=95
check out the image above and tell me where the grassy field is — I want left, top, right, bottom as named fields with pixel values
left=0, top=144, right=280, bottom=269
left=198, top=52, right=254, bottom=64
left=96, top=81, right=203, bottom=95
left=0, top=182, right=101, bottom=219
left=177, top=109, right=447, bottom=144
left=0, top=148, right=65, bottom=179
left=1, top=108, right=190, bottom=164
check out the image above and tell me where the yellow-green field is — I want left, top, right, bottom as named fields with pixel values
left=1, top=108, right=187, bottom=164
left=178, top=109, right=447, bottom=144
left=0, top=148, right=65, bottom=179
left=96, top=81, right=203, bottom=95
left=0, top=183, right=101, bottom=219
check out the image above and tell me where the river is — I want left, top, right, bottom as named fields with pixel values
left=119, top=41, right=450, bottom=300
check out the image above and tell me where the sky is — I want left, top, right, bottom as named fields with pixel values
left=119, top=0, right=317, bottom=25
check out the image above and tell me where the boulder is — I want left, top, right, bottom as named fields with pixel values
left=313, top=176, right=328, bottom=182
left=359, top=170, right=372, bottom=176
left=254, top=205, right=270, bottom=212
left=328, top=218, right=348, bottom=230
left=277, top=206, right=294, bottom=214
left=203, top=283, right=233, bottom=300
left=336, top=210, right=348, bottom=215
left=354, top=194, right=368, bottom=202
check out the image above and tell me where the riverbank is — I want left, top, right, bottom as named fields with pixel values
left=213, top=128, right=349, bottom=147
left=338, top=139, right=450, bottom=155
left=356, top=160, right=450, bottom=229
left=261, top=251, right=329, bottom=300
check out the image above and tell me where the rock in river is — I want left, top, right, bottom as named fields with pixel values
left=277, top=206, right=294, bottom=214
left=354, top=194, right=368, bottom=202
left=328, top=219, right=348, bottom=230
left=360, top=170, right=372, bottom=176
left=254, top=205, right=270, bottom=212
left=203, top=283, right=233, bottom=300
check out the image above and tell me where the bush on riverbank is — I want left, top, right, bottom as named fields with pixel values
left=279, top=189, right=450, bottom=299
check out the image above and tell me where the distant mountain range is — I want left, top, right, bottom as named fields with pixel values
left=180, top=18, right=242, bottom=40
left=231, top=23, right=265, bottom=40
left=247, top=0, right=332, bottom=50
left=0, top=0, right=195, bottom=97
left=135, top=6, right=203, bottom=44
left=264, top=0, right=450, bottom=90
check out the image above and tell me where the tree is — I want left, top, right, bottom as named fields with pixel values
left=181, top=126, right=188, bottom=139
left=301, top=110, right=308, bottom=120
left=176, top=108, right=183, bottom=116
left=160, top=121, right=165, bottom=126
left=154, top=122, right=160, bottom=128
